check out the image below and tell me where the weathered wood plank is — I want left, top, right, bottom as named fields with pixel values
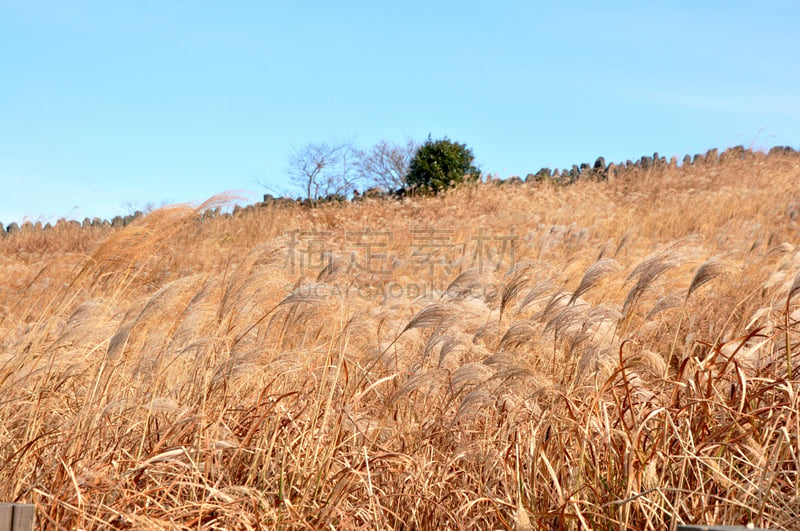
left=11, top=504, right=34, bottom=531
left=0, top=504, right=34, bottom=531
left=0, top=505, right=13, bottom=531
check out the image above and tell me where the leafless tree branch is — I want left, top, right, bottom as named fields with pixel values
left=287, top=139, right=358, bottom=206
left=355, top=138, right=418, bottom=192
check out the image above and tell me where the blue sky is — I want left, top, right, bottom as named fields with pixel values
left=2, top=1, right=799, bottom=223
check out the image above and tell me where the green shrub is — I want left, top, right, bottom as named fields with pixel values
left=405, top=137, right=480, bottom=194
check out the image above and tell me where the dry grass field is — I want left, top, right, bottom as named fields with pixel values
left=2, top=150, right=800, bottom=529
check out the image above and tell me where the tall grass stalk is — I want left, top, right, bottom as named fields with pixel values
left=1, top=152, right=799, bottom=528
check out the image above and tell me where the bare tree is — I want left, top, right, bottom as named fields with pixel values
left=355, top=139, right=418, bottom=192
left=287, top=139, right=360, bottom=206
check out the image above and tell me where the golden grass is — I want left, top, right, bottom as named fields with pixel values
left=2, top=151, right=800, bottom=529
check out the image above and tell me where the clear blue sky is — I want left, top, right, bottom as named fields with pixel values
left=2, top=1, right=799, bottom=223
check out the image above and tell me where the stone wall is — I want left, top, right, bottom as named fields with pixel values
left=2, top=145, right=797, bottom=237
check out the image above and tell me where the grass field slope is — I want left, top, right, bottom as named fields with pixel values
left=2, top=149, right=800, bottom=529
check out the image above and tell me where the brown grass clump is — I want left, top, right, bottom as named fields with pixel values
left=2, top=151, right=800, bottom=529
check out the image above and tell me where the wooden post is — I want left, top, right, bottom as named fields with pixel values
left=0, top=506, right=9, bottom=531
left=0, top=504, right=34, bottom=531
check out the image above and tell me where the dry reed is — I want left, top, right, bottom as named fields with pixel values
left=1, top=152, right=800, bottom=529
